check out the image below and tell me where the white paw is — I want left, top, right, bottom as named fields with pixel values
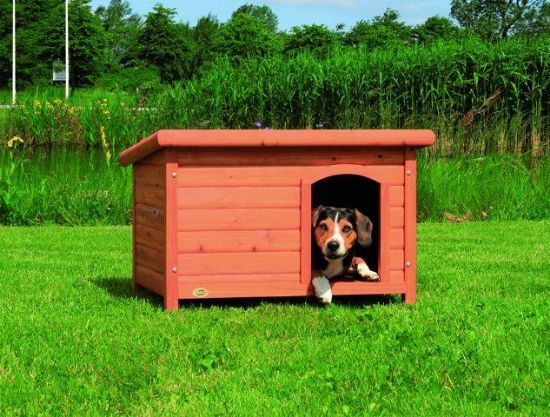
left=356, top=264, right=380, bottom=281
left=312, top=276, right=333, bottom=304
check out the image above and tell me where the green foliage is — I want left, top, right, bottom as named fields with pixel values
left=215, top=13, right=281, bottom=61
left=0, top=222, right=548, bottom=415
left=231, top=3, right=278, bottom=33
left=2, top=37, right=548, bottom=158
left=414, top=16, right=461, bottom=43
left=191, top=14, right=220, bottom=71
left=451, top=0, right=548, bottom=40
left=138, top=4, right=193, bottom=83
left=0, top=0, right=107, bottom=88
left=96, top=0, right=142, bottom=68
left=0, top=149, right=547, bottom=225
left=345, top=9, right=411, bottom=49
left=284, top=24, right=340, bottom=56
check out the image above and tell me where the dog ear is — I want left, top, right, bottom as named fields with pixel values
left=354, top=209, right=373, bottom=247
left=312, top=205, right=324, bottom=228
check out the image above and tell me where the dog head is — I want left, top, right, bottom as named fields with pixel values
left=312, top=205, right=373, bottom=260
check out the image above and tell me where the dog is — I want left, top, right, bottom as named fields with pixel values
left=311, top=205, right=379, bottom=304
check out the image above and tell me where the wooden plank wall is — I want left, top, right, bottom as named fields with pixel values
left=176, top=166, right=302, bottom=285
left=133, top=160, right=166, bottom=295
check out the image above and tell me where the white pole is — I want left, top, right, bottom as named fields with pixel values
left=12, top=0, right=16, bottom=104
left=65, top=0, right=69, bottom=99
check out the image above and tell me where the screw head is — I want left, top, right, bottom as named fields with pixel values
left=406, top=170, right=412, bottom=176
left=406, top=261, right=411, bottom=268
left=172, top=267, right=177, bottom=273
left=172, top=172, right=177, bottom=178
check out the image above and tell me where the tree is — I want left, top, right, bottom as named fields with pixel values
left=284, top=24, right=339, bottom=56
left=215, top=13, right=280, bottom=60
left=0, top=0, right=107, bottom=87
left=414, top=16, right=460, bottom=43
left=231, top=4, right=278, bottom=33
left=138, top=4, right=193, bottom=82
left=192, top=14, right=220, bottom=69
left=450, top=0, right=548, bottom=39
left=344, top=9, right=411, bottom=49
left=95, top=0, right=141, bottom=68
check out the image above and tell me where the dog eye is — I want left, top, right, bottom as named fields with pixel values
left=319, top=224, right=328, bottom=231
left=343, top=225, right=352, bottom=233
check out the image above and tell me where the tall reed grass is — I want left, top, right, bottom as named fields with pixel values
left=1, top=37, right=548, bottom=157
left=0, top=148, right=547, bottom=225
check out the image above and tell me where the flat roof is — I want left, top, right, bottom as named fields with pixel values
left=119, top=129, right=436, bottom=166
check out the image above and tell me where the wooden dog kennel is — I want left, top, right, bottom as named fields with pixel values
left=119, top=130, right=435, bottom=310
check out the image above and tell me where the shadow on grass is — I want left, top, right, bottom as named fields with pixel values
left=92, top=277, right=163, bottom=308
left=92, top=276, right=398, bottom=310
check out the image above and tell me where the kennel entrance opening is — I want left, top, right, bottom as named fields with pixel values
left=300, top=164, right=394, bottom=286
left=311, top=174, right=380, bottom=277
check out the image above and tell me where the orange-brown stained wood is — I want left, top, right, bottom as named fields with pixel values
left=135, top=184, right=165, bottom=208
left=175, top=147, right=404, bottom=167
left=178, top=208, right=301, bottom=231
left=135, top=204, right=165, bottom=230
left=119, top=129, right=435, bottom=309
left=135, top=265, right=165, bottom=295
left=177, top=165, right=404, bottom=188
left=134, top=164, right=165, bottom=187
left=135, top=244, right=164, bottom=273
left=178, top=252, right=301, bottom=275
left=177, top=187, right=300, bottom=209
left=178, top=230, right=300, bottom=253
left=119, top=129, right=435, bottom=166
left=135, top=224, right=165, bottom=251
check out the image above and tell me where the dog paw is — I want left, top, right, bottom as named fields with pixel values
left=318, top=291, right=333, bottom=304
left=356, top=264, right=380, bottom=281
left=312, top=276, right=332, bottom=304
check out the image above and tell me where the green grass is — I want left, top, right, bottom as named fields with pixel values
left=1, top=149, right=548, bottom=225
left=0, top=222, right=548, bottom=416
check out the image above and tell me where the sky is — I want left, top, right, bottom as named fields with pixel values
left=90, top=1, right=451, bottom=30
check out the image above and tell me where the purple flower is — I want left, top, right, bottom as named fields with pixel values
left=254, top=120, right=263, bottom=129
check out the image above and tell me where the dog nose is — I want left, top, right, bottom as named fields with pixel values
left=327, top=240, right=340, bottom=252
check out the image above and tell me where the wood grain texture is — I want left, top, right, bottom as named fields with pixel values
left=135, top=244, right=164, bottom=274
left=178, top=208, right=300, bottom=231
left=135, top=183, right=165, bottom=208
left=176, top=147, right=404, bottom=167
left=390, top=249, right=405, bottom=271
left=178, top=230, right=300, bottom=253
left=181, top=273, right=300, bottom=284
left=135, top=264, right=165, bottom=295
left=177, top=187, right=300, bottom=209
left=177, top=280, right=406, bottom=299
left=390, top=207, right=405, bottom=228
left=135, top=223, right=165, bottom=251
left=389, top=186, right=404, bottom=207
left=134, top=164, right=165, bottom=187
left=389, top=270, right=404, bottom=283
left=390, top=228, right=404, bottom=249
left=177, top=165, right=404, bottom=187
left=178, top=252, right=300, bottom=275
left=135, top=204, right=165, bottom=230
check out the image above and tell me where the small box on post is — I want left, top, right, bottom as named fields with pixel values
left=119, top=129, right=435, bottom=310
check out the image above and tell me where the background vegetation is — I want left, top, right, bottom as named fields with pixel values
left=0, top=0, right=548, bottom=224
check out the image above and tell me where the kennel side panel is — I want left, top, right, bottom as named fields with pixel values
left=175, top=166, right=303, bottom=286
left=133, top=159, right=166, bottom=295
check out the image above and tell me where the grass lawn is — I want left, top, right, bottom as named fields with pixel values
left=0, top=222, right=548, bottom=416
